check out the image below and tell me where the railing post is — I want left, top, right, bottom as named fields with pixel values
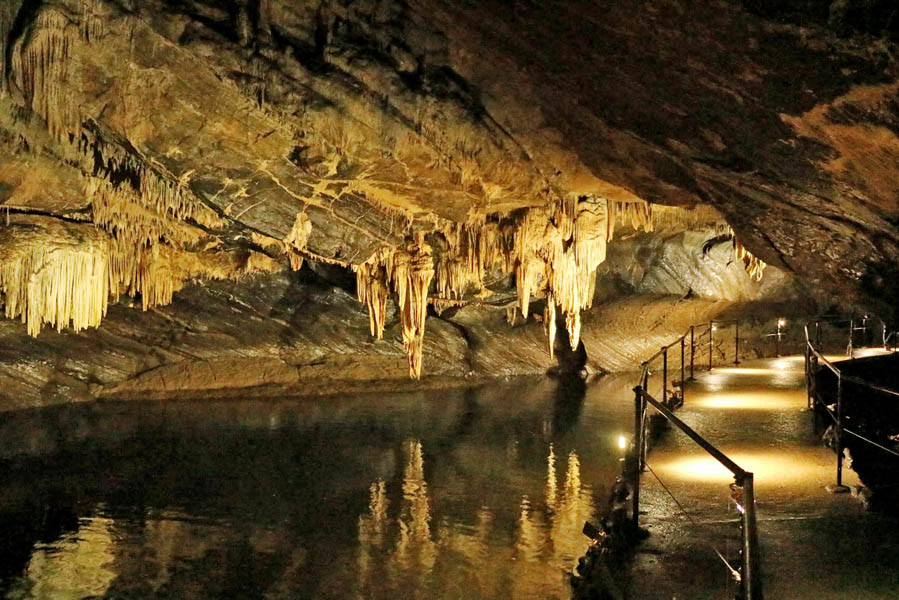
left=680, top=337, right=686, bottom=403
left=816, top=321, right=821, bottom=350
left=735, top=321, right=740, bottom=365
left=836, top=373, right=844, bottom=487
left=810, top=352, right=819, bottom=434
left=741, top=472, right=762, bottom=600
left=709, top=322, right=714, bottom=371
left=632, top=387, right=643, bottom=531
left=848, top=319, right=854, bottom=358
left=662, top=346, right=668, bottom=405
left=689, top=326, right=695, bottom=380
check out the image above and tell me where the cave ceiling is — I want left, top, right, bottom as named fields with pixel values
left=1, top=0, right=899, bottom=377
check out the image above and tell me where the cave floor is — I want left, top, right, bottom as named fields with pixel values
left=627, top=356, right=899, bottom=599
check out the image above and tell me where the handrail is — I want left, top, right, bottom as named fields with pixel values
left=639, top=318, right=743, bottom=392
left=805, top=321, right=899, bottom=398
left=633, top=387, right=762, bottom=599
left=804, top=315, right=899, bottom=489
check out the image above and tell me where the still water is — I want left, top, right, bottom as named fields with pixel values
left=0, top=376, right=636, bottom=600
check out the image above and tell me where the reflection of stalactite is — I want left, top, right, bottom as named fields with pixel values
left=396, top=441, right=436, bottom=574
left=357, top=480, right=388, bottom=600
left=355, top=442, right=595, bottom=599
left=552, top=451, right=594, bottom=562
left=516, top=497, right=543, bottom=563
left=8, top=516, right=117, bottom=599
left=546, top=443, right=558, bottom=510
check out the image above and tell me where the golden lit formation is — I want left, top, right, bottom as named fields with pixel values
left=0, top=217, right=109, bottom=336
left=0, top=1, right=768, bottom=379
left=353, top=198, right=765, bottom=377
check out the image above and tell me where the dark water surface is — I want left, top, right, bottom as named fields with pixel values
left=0, top=376, right=635, bottom=600
left=5, top=359, right=899, bottom=599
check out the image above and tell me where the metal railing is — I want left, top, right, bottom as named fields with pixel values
left=632, top=387, right=762, bottom=600
left=804, top=315, right=899, bottom=489
left=638, top=319, right=742, bottom=406
left=629, top=317, right=764, bottom=600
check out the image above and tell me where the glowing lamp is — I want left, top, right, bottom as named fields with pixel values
left=617, top=435, right=627, bottom=450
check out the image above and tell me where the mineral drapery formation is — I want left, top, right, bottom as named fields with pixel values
left=353, top=197, right=763, bottom=377
left=0, top=0, right=896, bottom=388
left=0, top=217, right=109, bottom=336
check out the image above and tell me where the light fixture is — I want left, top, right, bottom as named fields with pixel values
left=617, top=435, right=627, bottom=450
left=777, top=318, right=786, bottom=328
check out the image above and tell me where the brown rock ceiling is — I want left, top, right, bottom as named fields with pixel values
left=0, top=0, right=896, bottom=397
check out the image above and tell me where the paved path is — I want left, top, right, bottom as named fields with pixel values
left=625, top=356, right=899, bottom=599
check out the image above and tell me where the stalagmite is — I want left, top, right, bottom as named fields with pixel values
left=0, top=217, right=110, bottom=336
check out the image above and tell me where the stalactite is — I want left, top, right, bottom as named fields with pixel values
left=355, top=248, right=391, bottom=339
left=10, top=8, right=77, bottom=140
left=283, top=212, right=311, bottom=271
left=354, top=234, right=434, bottom=378
left=651, top=204, right=725, bottom=232
left=8, top=1, right=107, bottom=140
left=397, top=235, right=434, bottom=379
left=607, top=199, right=654, bottom=239
left=0, top=217, right=110, bottom=336
left=544, top=294, right=556, bottom=359
left=0, top=2, right=16, bottom=95
left=87, top=177, right=206, bottom=248
left=734, top=238, right=766, bottom=281
left=87, top=165, right=234, bottom=309
left=355, top=197, right=759, bottom=376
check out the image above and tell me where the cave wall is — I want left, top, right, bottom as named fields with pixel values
left=0, top=222, right=801, bottom=409
left=0, top=0, right=897, bottom=404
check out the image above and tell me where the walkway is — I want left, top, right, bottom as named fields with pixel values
left=625, top=356, right=899, bottom=599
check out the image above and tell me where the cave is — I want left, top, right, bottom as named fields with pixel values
left=2, top=1, right=899, bottom=598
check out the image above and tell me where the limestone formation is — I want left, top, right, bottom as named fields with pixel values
left=0, top=0, right=896, bottom=395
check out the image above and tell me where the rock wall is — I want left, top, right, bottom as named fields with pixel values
left=0, top=0, right=895, bottom=406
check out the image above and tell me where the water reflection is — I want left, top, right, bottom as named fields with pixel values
left=355, top=440, right=595, bottom=600
left=6, top=517, right=116, bottom=600
left=0, top=376, right=633, bottom=600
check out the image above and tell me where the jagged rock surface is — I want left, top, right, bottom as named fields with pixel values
left=0, top=0, right=896, bottom=403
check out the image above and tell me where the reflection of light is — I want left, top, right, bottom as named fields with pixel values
left=735, top=502, right=745, bottom=514
left=617, top=435, right=627, bottom=450
left=652, top=450, right=859, bottom=487
left=770, top=357, right=797, bottom=371
left=709, top=367, right=787, bottom=376
left=692, top=392, right=800, bottom=411
left=711, top=325, right=718, bottom=331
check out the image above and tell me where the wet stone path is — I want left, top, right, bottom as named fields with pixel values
left=626, top=356, right=899, bottom=599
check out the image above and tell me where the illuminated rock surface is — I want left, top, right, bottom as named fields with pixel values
left=0, top=0, right=897, bottom=400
